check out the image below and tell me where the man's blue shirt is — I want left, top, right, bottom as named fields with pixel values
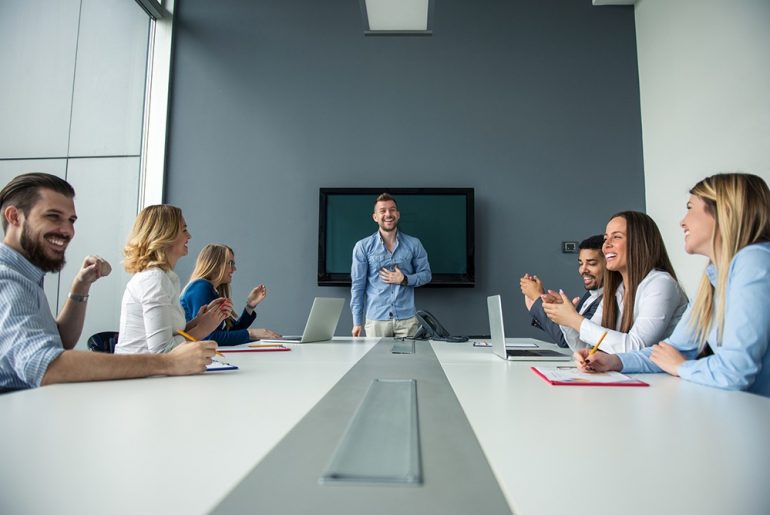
left=350, top=230, right=431, bottom=326
left=0, top=243, right=64, bottom=391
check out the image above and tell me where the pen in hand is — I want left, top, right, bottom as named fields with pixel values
left=176, top=329, right=224, bottom=357
left=582, top=331, right=608, bottom=369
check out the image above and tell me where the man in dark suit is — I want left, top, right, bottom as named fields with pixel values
left=520, top=235, right=605, bottom=348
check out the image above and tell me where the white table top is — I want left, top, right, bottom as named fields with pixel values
left=0, top=337, right=378, bottom=515
left=2, top=336, right=770, bottom=515
left=431, top=340, right=770, bottom=515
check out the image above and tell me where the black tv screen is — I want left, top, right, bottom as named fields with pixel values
left=318, top=188, right=475, bottom=287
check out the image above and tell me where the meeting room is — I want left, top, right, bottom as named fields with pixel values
left=1, top=1, right=769, bottom=514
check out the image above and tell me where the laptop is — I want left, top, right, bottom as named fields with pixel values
left=487, top=295, right=571, bottom=361
left=261, top=297, right=345, bottom=344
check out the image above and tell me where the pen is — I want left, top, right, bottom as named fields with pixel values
left=176, top=329, right=225, bottom=357
left=587, top=331, right=608, bottom=357
left=248, top=343, right=286, bottom=348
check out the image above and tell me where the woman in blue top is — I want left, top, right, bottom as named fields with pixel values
left=180, top=244, right=281, bottom=346
left=577, top=173, right=770, bottom=396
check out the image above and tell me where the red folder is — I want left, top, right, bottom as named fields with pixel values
left=217, top=347, right=291, bottom=353
left=531, top=366, right=649, bottom=387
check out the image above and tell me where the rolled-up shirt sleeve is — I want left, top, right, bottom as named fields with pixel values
left=0, top=275, right=64, bottom=389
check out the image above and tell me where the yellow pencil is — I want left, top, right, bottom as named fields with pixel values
left=588, top=331, right=608, bottom=357
left=176, top=329, right=224, bottom=357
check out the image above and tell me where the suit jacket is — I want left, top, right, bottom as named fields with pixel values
left=529, top=291, right=602, bottom=348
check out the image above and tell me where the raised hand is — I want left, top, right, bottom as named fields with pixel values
left=73, top=255, right=112, bottom=291
left=247, top=284, right=267, bottom=308
left=193, top=298, right=232, bottom=335
left=519, top=273, right=545, bottom=301
left=542, top=290, right=583, bottom=330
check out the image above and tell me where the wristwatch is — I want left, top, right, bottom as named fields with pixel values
left=68, top=292, right=89, bottom=302
left=401, top=275, right=408, bottom=286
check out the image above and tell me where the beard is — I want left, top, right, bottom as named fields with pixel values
left=20, top=222, right=67, bottom=273
left=582, top=275, right=599, bottom=291
left=379, top=219, right=398, bottom=232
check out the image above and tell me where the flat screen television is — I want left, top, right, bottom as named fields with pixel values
left=318, top=188, right=475, bottom=287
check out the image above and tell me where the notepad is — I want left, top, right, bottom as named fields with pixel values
left=206, top=359, right=238, bottom=371
left=217, top=343, right=290, bottom=353
left=531, top=366, right=648, bottom=387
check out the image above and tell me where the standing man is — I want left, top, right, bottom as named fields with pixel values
left=520, top=235, right=605, bottom=348
left=0, top=173, right=215, bottom=392
left=351, top=193, right=432, bottom=338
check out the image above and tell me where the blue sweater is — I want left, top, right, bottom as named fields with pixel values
left=179, top=279, right=256, bottom=346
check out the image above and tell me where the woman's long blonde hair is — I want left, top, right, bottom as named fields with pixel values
left=187, top=244, right=234, bottom=300
left=123, top=205, right=184, bottom=273
left=185, top=244, right=235, bottom=328
left=689, top=173, right=770, bottom=348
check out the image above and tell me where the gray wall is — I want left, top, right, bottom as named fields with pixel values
left=166, top=0, right=645, bottom=337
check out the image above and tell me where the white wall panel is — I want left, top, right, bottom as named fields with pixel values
left=636, top=0, right=770, bottom=296
left=59, top=157, right=140, bottom=347
left=0, top=0, right=80, bottom=158
left=68, top=0, right=150, bottom=157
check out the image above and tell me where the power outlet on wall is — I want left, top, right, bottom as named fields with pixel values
left=561, top=241, right=578, bottom=253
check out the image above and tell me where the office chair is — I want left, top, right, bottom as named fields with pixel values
left=87, top=331, right=119, bottom=353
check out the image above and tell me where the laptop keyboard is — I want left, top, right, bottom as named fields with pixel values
left=506, top=349, right=567, bottom=357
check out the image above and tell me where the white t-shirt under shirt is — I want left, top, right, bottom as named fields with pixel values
left=561, top=269, right=688, bottom=354
left=115, top=267, right=187, bottom=354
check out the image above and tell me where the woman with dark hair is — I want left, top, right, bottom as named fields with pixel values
left=578, top=173, right=770, bottom=396
left=543, top=211, right=688, bottom=353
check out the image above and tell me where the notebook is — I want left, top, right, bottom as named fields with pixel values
left=261, top=297, right=345, bottom=344
left=206, top=359, right=238, bottom=371
left=487, top=295, right=571, bottom=361
left=531, top=366, right=649, bottom=387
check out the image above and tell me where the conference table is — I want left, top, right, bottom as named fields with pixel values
left=1, top=337, right=768, bottom=515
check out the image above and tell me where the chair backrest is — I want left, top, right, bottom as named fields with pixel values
left=87, top=331, right=120, bottom=353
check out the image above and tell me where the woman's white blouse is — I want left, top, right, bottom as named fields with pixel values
left=115, top=267, right=186, bottom=354
left=573, top=269, right=688, bottom=353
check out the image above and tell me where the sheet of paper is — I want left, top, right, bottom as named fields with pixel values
left=536, top=366, right=637, bottom=383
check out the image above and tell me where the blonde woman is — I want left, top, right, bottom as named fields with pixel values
left=578, top=173, right=770, bottom=396
left=115, top=206, right=231, bottom=354
left=180, top=244, right=280, bottom=345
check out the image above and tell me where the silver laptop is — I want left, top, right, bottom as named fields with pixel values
left=487, top=295, right=571, bottom=361
left=262, top=297, right=344, bottom=344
